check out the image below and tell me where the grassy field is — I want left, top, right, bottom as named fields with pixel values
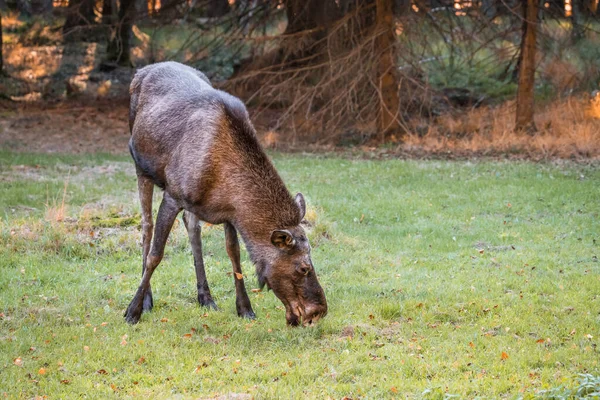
left=0, top=151, right=599, bottom=398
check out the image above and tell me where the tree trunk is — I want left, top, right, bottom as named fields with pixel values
left=515, top=0, right=538, bottom=133
left=29, top=0, right=53, bottom=14
left=16, top=0, right=32, bottom=16
left=63, top=0, right=96, bottom=35
left=285, top=0, right=331, bottom=34
left=105, top=0, right=135, bottom=66
left=570, top=0, right=585, bottom=42
left=135, top=0, right=148, bottom=20
left=102, top=0, right=115, bottom=24
left=376, top=0, right=402, bottom=141
left=204, top=0, right=230, bottom=17
left=0, top=11, right=3, bottom=75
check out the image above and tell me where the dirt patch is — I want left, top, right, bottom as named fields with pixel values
left=0, top=99, right=130, bottom=154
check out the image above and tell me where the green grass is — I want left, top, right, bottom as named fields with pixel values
left=1, top=151, right=599, bottom=398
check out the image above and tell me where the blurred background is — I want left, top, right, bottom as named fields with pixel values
left=0, top=0, right=599, bottom=157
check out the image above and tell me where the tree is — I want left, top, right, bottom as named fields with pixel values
left=0, top=11, right=3, bottom=75
left=230, top=0, right=404, bottom=143
left=63, top=0, right=96, bottom=36
left=570, top=0, right=585, bottom=42
left=105, top=0, right=135, bottom=66
left=515, top=0, right=538, bottom=133
left=102, top=0, right=115, bottom=25
left=376, top=0, right=402, bottom=141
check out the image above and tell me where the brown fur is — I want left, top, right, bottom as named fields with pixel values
left=124, top=62, right=327, bottom=326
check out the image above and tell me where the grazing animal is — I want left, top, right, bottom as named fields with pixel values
left=125, top=62, right=327, bottom=326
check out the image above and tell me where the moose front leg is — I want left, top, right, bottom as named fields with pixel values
left=224, top=222, right=255, bottom=319
left=182, top=211, right=218, bottom=310
left=125, top=193, right=181, bottom=324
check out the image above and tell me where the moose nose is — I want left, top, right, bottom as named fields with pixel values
left=296, top=264, right=312, bottom=276
left=302, top=303, right=327, bottom=327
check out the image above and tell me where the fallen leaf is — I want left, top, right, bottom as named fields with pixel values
left=251, top=288, right=261, bottom=293
left=60, top=379, right=70, bottom=384
left=469, top=342, right=475, bottom=348
left=137, top=357, right=145, bottom=365
left=182, top=333, right=192, bottom=339
left=501, top=351, right=509, bottom=360
left=585, top=334, right=593, bottom=339
left=14, top=357, right=23, bottom=367
left=83, top=346, right=90, bottom=352
left=235, top=272, right=243, bottom=280
left=536, top=338, right=545, bottom=344
left=390, top=387, right=398, bottom=393
left=97, top=369, right=108, bottom=375
left=160, top=318, right=169, bottom=323
left=38, top=368, right=46, bottom=375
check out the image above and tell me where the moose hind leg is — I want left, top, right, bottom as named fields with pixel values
left=224, top=222, right=255, bottom=319
left=125, top=193, right=181, bottom=324
left=183, top=211, right=218, bottom=310
left=137, top=172, right=155, bottom=312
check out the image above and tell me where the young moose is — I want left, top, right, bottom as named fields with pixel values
left=125, top=62, right=327, bottom=327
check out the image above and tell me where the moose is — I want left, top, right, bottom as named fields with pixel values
left=125, top=62, right=327, bottom=327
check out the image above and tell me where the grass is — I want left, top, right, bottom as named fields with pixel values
left=0, top=151, right=599, bottom=398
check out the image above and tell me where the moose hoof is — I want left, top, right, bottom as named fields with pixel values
left=124, top=302, right=143, bottom=324
left=238, top=310, right=256, bottom=320
left=198, top=295, right=218, bottom=310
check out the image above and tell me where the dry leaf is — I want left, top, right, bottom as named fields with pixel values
left=182, top=333, right=193, bottom=339
left=235, top=272, right=243, bottom=280
left=251, top=288, right=261, bottom=293
left=14, top=357, right=23, bottom=367
left=137, top=357, right=146, bottom=364
left=536, top=338, right=545, bottom=344
left=501, top=351, right=509, bottom=360
left=60, top=379, right=70, bottom=384
left=97, top=369, right=108, bottom=375
left=390, top=387, right=398, bottom=393
left=83, top=346, right=90, bottom=352
left=38, top=367, right=46, bottom=375
left=160, top=318, right=169, bottom=323
left=469, top=342, right=475, bottom=348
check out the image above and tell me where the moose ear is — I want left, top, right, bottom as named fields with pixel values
left=271, top=229, right=296, bottom=250
left=295, top=193, right=306, bottom=220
